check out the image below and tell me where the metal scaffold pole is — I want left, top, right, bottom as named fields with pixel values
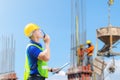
left=0, top=34, right=17, bottom=80
left=67, top=0, right=92, bottom=80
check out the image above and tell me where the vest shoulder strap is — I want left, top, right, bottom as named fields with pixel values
left=26, top=43, right=44, bottom=51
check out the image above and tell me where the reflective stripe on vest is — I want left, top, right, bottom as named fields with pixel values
left=24, top=43, right=48, bottom=80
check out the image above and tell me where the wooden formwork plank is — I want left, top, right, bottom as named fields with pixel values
left=93, top=58, right=107, bottom=75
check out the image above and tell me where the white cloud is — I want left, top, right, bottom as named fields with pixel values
left=46, top=75, right=67, bottom=80
left=46, top=71, right=67, bottom=80
left=56, top=71, right=66, bottom=76
left=104, top=60, right=120, bottom=80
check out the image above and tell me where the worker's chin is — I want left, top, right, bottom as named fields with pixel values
left=39, top=35, right=43, bottom=38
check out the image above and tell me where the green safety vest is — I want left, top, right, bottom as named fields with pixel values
left=24, top=43, right=48, bottom=80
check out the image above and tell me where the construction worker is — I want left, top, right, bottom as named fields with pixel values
left=24, top=23, right=55, bottom=80
left=84, top=40, right=94, bottom=71
left=77, top=45, right=85, bottom=66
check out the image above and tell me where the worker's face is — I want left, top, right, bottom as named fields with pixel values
left=87, top=43, right=91, bottom=47
left=32, top=29, right=43, bottom=39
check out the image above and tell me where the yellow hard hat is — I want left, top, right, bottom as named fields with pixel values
left=24, top=23, right=40, bottom=37
left=86, top=40, right=91, bottom=44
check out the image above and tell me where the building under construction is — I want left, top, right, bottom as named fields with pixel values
left=67, top=0, right=120, bottom=80
left=0, top=35, right=17, bottom=80
left=66, top=0, right=92, bottom=80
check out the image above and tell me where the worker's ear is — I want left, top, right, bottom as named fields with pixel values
left=29, top=35, right=34, bottom=39
left=29, top=36, right=32, bottom=39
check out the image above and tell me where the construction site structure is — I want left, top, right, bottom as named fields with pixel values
left=97, top=0, right=120, bottom=57
left=0, top=35, right=17, bottom=80
left=97, top=26, right=120, bottom=56
left=66, top=0, right=92, bottom=80
left=67, top=0, right=120, bottom=80
left=93, top=0, right=120, bottom=80
left=67, top=66, right=92, bottom=80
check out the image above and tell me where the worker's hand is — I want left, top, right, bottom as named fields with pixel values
left=52, top=68, right=60, bottom=73
left=43, top=34, right=50, bottom=45
left=84, top=48, right=88, bottom=52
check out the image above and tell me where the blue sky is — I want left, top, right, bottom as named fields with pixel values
left=0, top=0, right=120, bottom=80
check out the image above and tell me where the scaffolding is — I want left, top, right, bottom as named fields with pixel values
left=67, top=0, right=92, bottom=80
left=0, top=35, right=17, bottom=80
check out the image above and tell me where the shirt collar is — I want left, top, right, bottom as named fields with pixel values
left=30, top=40, right=42, bottom=47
